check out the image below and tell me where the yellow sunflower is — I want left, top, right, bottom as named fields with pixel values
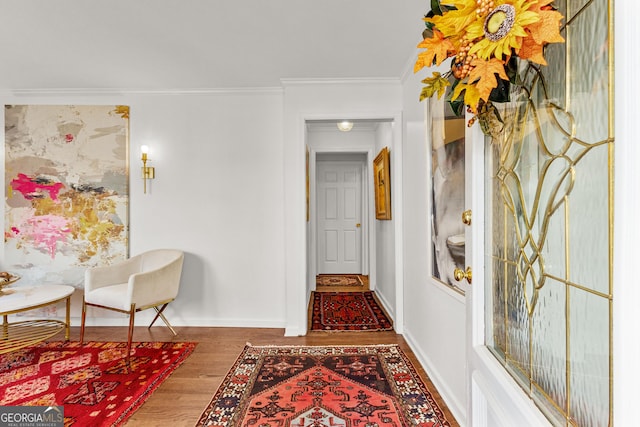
left=467, top=0, right=541, bottom=60
left=427, top=0, right=478, bottom=40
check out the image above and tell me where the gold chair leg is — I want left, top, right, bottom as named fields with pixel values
left=126, top=304, right=136, bottom=367
left=65, top=296, right=71, bottom=341
left=149, top=304, right=177, bottom=336
left=80, top=300, right=87, bottom=344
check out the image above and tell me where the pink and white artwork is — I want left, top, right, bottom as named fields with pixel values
left=4, top=105, right=129, bottom=288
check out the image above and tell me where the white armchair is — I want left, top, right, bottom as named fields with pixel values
left=80, top=249, right=185, bottom=365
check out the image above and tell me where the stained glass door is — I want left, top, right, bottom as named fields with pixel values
left=469, top=1, right=613, bottom=426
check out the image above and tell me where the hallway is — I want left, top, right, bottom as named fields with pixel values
left=308, top=274, right=394, bottom=332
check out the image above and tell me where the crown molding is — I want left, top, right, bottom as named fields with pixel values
left=2, top=87, right=284, bottom=97
left=280, top=77, right=401, bottom=87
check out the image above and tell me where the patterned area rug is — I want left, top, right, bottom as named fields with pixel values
left=310, top=291, right=393, bottom=331
left=0, top=341, right=196, bottom=426
left=196, top=344, right=452, bottom=427
left=316, top=274, right=364, bottom=287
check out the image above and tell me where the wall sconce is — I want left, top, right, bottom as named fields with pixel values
left=140, top=145, right=155, bottom=194
left=337, top=121, right=354, bottom=132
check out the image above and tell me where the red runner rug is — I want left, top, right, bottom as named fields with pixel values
left=0, top=341, right=196, bottom=426
left=310, top=291, right=393, bottom=331
left=316, top=274, right=364, bottom=287
left=196, top=344, right=452, bottom=427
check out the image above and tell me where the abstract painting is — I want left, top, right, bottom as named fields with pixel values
left=4, top=105, right=129, bottom=288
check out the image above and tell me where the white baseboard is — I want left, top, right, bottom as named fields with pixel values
left=403, top=328, right=467, bottom=426
left=373, top=289, right=395, bottom=322
left=71, top=315, right=287, bottom=329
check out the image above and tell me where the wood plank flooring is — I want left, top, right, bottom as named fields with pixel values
left=73, top=326, right=460, bottom=426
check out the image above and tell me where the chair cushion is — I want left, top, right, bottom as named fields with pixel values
left=85, top=282, right=130, bottom=312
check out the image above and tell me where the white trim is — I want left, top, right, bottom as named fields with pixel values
left=613, top=1, right=638, bottom=424
left=76, top=316, right=287, bottom=328
left=403, top=328, right=466, bottom=425
left=284, top=110, right=404, bottom=336
left=471, top=348, right=552, bottom=427
left=281, top=78, right=400, bottom=87
left=284, top=113, right=308, bottom=337
left=3, top=87, right=284, bottom=96
left=392, top=117, right=404, bottom=333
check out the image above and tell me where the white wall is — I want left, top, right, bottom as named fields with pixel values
left=0, top=89, right=287, bottom=328
left=373, top=122, right=396, bottom=317
left=400, top=67, right=467, bottom=424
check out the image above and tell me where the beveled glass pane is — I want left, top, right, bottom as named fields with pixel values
left=542, top=204, right=566, bottom=279
left=569, top=144, right=610, bottom=295
left=567, top=0, right=609, bottom=143
left=531, top=278, right=567, bottom=411
left=569, top=288, right=610, bottom=427
left=491, top=257, right=506, bottom=353
left=506, top=262, right=529, bottom=373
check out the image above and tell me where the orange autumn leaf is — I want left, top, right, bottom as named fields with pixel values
left=526, top=1, right=565, bottom=45
left=414, top=30, right=454, bottom=72
left=467, top=58, right=509, bottom=103
left=518, top=36, right=547, bottom=64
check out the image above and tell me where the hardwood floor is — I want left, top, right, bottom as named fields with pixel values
left=73, top=326, right=460, bottom=426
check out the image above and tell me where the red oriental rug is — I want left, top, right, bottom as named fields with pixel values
left=0, top=341, right=196, bottom=427
left=310, top=291, right=393, bottom=331
left=196, top=344, right=452, bottom=427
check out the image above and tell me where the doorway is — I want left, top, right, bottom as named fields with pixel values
left=283, top=115, right=403, bottom=337
left=316, top=154, right=366, bottom=275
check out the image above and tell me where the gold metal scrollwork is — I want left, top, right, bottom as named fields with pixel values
left=495, top=65, right=609, bottom=316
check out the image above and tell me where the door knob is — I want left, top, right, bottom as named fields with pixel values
left=454, top=267, right=472, bottom=284
left=356, top=223, right=361, bottom=228
left=462, top=210, right=472, bottom=226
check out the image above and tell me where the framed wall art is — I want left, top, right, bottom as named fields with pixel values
left=429, top=94, right=465, bottom=292
left=373, top=146, right=391, bottom=220
left=4, top=105, right=130, bottom=288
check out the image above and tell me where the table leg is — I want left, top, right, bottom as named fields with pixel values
left=1, top=315, right=7, bottom=340
left=65, top=296, right=70, bottom=341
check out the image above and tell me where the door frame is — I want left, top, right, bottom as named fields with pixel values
left=284, top=111, right=404, bottom=337
left=466, top=122, right=552, bottom=426
left=311, top=151, right=372, bottom=284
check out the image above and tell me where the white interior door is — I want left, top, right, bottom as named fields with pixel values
left=316, top=161, right=363, bottom=274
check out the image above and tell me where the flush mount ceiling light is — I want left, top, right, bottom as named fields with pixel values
left=337, top=121, right=354, bottom=132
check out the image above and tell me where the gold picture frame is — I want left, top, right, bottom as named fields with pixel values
left=373, top=147, right=391, bottom=220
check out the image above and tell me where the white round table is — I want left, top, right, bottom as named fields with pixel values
left=0, top=284, right=74, bottom=354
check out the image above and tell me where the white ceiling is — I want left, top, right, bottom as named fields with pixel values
left=0, top=0, right=427, bottom=91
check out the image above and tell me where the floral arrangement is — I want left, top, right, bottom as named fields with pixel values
left=414, top=0, right=564, bottom=124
